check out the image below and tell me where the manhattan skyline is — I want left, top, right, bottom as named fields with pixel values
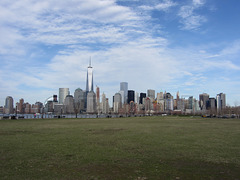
left=1, top=0, right=240, bottom=106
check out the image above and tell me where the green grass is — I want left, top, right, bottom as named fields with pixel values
left=0, top=116, right=240, bottom=179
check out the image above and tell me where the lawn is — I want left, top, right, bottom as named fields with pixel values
left=0, top=116, right=240, bottom=179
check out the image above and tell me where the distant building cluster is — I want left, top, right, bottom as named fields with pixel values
left=0, top=62, right=227, bottom=116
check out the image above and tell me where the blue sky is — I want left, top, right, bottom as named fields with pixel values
left=1, top=0, right=240, bottom=106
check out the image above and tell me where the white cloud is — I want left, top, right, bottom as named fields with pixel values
left=155, top=0, right=177, bottom=11
left=139, top=0, right=177, bottom=12
left=178, top=0, right=207, bottom=30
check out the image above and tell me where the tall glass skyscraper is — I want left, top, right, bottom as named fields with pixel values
left=86, top=60, right=93, bottom=93
left=120, top=82, right=128, bottom=104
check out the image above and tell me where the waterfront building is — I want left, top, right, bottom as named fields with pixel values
left=165, top=93, right=173, bottom=111
left=96, top=86, right=100, bottom=114
left=54, top=104, right=65, bottom=115
left=147, top=89, right=155, bottom=99
left=87, top=91, right=96, bottom=114
left=120, top=82, right=128, bottom=104
left=113, top=93, right=122, bottom=113
left=86, top=60, right=94, bottom=93
left=5, top=96, right=14, bottom=114
left=64, top=95, right=75, bottom=114
left=209, top=98, right=216, bottom=112
left=135, top=92, right=139, bottom=104
left=59, top=88, right=69, bottom=104
left=140, top=93, right=146, bottom=104
left=127, top=90, right=135, bottom=104
left=32, top=102, right=43, bottom=114
left=188, top=96, right=194, bottom=109
left=17, top=98, right=25, bottom=114
left=25, top=103, right=31, bottom=114
left=199, top=93, right=209, bottom=110
left=100, top=93, right=109, bottom=114
left=74, top=88, right=85, bottom=112
left=119, top=90, right=125, bottom=105
left=216, top=93, right=226, bottom=112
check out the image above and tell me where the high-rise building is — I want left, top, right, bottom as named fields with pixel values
left=18, top=98, right=25, bottom=114
left=188, top=96, right=193, bottom=109
left=113, top=93, right=122, bottom=113
left=64, top=95, right=75, bottom=114
left=199, top=93, right=209, bottom=110
left=59, top=88, right=69, bottom=104
left=157, top=92, right=164, bottom=111
left=220, top=93, right=226, bottom=109
left=74, top=88, right=85, bottom=112
left=120, top=82, right=128, bottom=104
left=119, top=90, right=125, bottom=105
left=216, top=93, right=226, bottom=112
left=5, top=96, right=14, bottom=114
left=87, top=91, right=96, bottom=113
left=135, top=92, right=139, bottom=104
left=147, top=89, right=155, bottom=99
left=128, top=90, right=135, bottom=104
left=96, top=86, right=100, bottom=113
left=209, top=98, right=216, bottom=111
left=86, top=60, right=93, bottom=93
left=101, top=93, right=109, bottom=114
left=25, top=103, right=31, bottom=114
left=165, top=92, right=173, bottom=111
left=139, top=93, right=146, bottom=104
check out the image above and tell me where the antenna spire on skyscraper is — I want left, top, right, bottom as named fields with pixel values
left=89, top=56, right=91, bottom=67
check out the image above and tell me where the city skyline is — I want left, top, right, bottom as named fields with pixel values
left=1, top=0, right=240, bottom=106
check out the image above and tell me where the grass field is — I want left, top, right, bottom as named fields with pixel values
left=0, top=116, right=240, bottom=180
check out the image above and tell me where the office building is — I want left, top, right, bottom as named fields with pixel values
left=120, top=82, right=128, bottom=104
left=209, top=98, right=216, bottom=111
left=147, top=89, right=155, bottom=99
left=127, top=90, right=135, bottom=104
left=74, top=88, right=85, bottom=112
left=119, top=90, right=125, bottom=105
left=87, top=91, right=96, bottom=113
left=86, top=60, right=94, bottom=93
left=5, top=96, right=14, bottom=114
left=216, top=93, right=226, bottom=111
left=140, top=93, right=146, bottom=104
left=64, top=95, right=75, bottom=114
left=135, top=92, right=139, bottom=104
left=199, top=93, right=209, bottom=110
left=59, top=88, right=69, bottom=104
left=165, top=92, right=173, bottom=111
left=113, top=93, right=122, bottom=113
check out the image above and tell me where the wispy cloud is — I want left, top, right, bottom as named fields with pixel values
left=139, top=0, right=177, bottom=12
left=178, top=0, right=207, bottom=30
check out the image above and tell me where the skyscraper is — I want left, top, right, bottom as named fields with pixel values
left=139, top=93, right=146, bottom=104
left=120, top=82, right=128, bottom=104
left=64, top=95, right=75, bottom=114
left=87, top=91, right=96, bottom=113
left=127, top=90, right=135, bottom=104
left=216, top=93, right=226, bottom=112
left=113, top=93, right=122, bottom=113
left=147, top=89, right=155, bottom=99
left=5, top=96, right=14, bottom=114
left=86, top=59, right=94, bottom=93
left=74, top=88, right=85, bottom=112
left=199, top=93, right=209, bottom=110
left=59, top=88, right=69, bottom=104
